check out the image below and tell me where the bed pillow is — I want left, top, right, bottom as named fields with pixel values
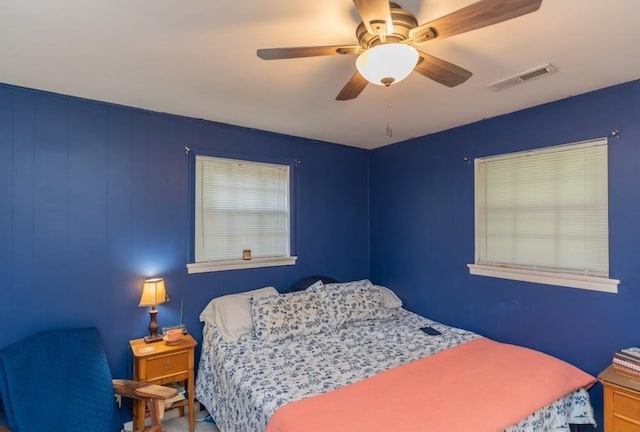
left=251, top=289, right=335, bottom=342
left=199, top=286, right=278, bottom=342
left=305, top=279, right=324, bottom=291
left=375, top=285, right=403, bottom=309
left=322, top=279, right=391, bottom=327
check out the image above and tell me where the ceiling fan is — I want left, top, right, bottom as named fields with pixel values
left=257, top=0, right=542, bottom=100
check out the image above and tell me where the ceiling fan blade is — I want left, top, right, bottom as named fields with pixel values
left=352, top=0, right=394, bottom=37
left=257, top=45, right=362, bottom=60
left=336, top=71, right=369, bottom=101
left=414, top=51, right=473, bottom=87
left=409, top=0, right=542, bottom=42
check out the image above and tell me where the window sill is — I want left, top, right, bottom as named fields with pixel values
left=467, top=264, right=619, bottom=293
left=187, top=256, right=297, bottom=274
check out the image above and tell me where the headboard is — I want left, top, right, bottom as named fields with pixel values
left=289, top=276, right=338, bottom=292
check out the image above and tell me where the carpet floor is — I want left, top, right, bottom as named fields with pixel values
left=163, top=414, right=220, bottom=432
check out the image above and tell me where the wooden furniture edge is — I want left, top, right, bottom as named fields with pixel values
left=599, top=364, right=640, bottom=391
left=113, top=379, right=179, bottom=400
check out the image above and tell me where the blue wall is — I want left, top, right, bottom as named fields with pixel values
left=0, top=84, right=370, bottom=383
left=370, top=79, right=640, bottom=430
left=3, top=77, right=639, bottom=428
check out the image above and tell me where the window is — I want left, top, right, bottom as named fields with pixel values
left=187, top=155, right=296, bottom=273
left=468, top=138, right=619, bottom=293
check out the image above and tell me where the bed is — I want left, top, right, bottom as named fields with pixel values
left=195, top=279, right=596, bottom=432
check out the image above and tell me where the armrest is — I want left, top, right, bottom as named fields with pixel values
left=112, top=379, right=178, bottom=401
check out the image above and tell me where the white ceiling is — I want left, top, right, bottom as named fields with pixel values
left=1, top=1, right=639, bottom=149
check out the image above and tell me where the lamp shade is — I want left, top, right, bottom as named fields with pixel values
left=356, top=43, right=419, bottom=86
left=138, top=278, right=167, bottom=307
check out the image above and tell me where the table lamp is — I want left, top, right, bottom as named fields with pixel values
left=139, top=277, right=168, bottom=343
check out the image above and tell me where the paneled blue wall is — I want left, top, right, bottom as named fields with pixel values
left=0, top=84, right=370, bottom=382
left=3, top=77, right=639, bottom=428
left=370, top=79, right=640, bottom=430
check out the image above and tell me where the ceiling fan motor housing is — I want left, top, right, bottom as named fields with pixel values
left=356, top=3, right=429, bottom=48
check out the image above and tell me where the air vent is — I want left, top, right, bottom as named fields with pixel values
left=488, top=64, right=557, bottom=91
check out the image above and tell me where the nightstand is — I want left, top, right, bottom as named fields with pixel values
left=599, top=364, right=640, bottom=431
left=130, top=333, right=197, bottom=432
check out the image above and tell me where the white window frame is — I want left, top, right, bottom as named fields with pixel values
left=187, top=155, right=297, bottom=274
left=468, top=138, right=619, bottom=293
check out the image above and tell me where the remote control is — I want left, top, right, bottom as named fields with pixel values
left=420, top=326, right=442, bottom=336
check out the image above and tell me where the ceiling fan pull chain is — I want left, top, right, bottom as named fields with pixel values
left=386, top=88, right=393, bottom=138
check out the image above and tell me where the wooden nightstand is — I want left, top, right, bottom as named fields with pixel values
left=599, top=364, right=640, bottom=431
left=130, top=334, right=197, bottom=432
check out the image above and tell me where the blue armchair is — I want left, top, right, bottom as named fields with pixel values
left=0, top=327, right=176, bottom=432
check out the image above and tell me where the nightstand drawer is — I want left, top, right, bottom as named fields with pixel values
left=146, top=351, right=189, bottom=379
left=613, top=415, right=640, bottom=432
left=614, top=389, right=640, bottom=421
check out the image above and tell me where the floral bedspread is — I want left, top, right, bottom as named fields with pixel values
left=195, top=308, right=595, bottom=432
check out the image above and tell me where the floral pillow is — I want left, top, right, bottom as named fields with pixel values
left=321, top=279, right=391, bottom=327
left=251, top=289, right=335, bottom=342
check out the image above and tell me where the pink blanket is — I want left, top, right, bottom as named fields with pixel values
left=265, top=337, right=595, bottom=432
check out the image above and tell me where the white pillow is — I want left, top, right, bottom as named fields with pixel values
left=375, top=285, right=403, bottom=309
left=199, top=286, right=278, bottom=342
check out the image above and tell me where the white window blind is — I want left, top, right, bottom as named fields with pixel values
left=194, top=155, right=290, bottom=263
left=474, top=138, right=610, bottom=280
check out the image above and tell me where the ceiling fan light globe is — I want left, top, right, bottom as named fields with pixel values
left=356, top=43, right=418, bottom=86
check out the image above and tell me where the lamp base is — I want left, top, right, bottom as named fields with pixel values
left=144, top=307, right=162, bottom=343
left=143, top=334, right=164, bottom=344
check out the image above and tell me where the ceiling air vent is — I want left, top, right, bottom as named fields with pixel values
left=488, top=64, right=557, bottom=91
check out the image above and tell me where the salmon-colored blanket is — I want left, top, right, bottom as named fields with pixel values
left=265, top=337, right=595, bottom=432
